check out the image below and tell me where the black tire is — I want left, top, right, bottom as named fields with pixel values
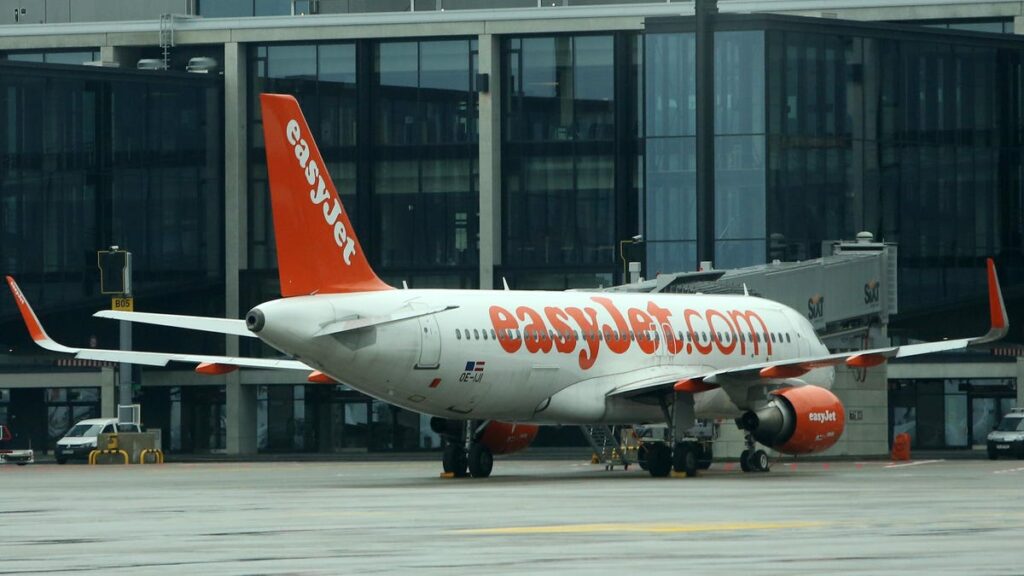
left=752, top=449, right=770, bottom=472
left=468, top=443, right=494, bottom=478
left=646, top=443, right=671, bottom=478
left=672, top=443, right=699, bottom=478
left=740, top=449, right=751, bottom=473
left=442, top=443, right=467, bottom=477
left=56, top=456, right=68, bottom=465
left=637, top=444, right=649, bottom=471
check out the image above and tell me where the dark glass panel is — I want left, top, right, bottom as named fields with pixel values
left=198, top=0, right=253, bottom=17
left=574, top=35, right=614, bottom=141
left=715, top=31, right=764, bottom=136
left=254, top=0, right=291, bottom=15
left=644, top=136, right=696, bottom=273
left=645, top=33, right=695, bottom=138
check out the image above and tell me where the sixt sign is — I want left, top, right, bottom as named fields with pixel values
left=807, top=294, right=824, bottom=321
left=864, top=280, right=880, bottom=305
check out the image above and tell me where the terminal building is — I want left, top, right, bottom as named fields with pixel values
left=0, top=0, right=1022, bottom=456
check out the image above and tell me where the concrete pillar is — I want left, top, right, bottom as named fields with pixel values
left=830, top=364, right=889, bottom=457
left=224, top=41, right=247, bottom=337
left=223, top=42, right=256, bottom=454
left=478, top=34, right=501, bottom=290
left=100, top=367, right=116, bottom=418
left=99, top=46, right=132, bottom=67
left=226, top=376, right=257, bottom=454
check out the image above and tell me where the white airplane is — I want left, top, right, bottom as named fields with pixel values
left=6, top=94, right=1010, bottom=478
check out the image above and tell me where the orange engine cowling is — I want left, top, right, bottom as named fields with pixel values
left=739, top=385, right=845, bottom=455
left=478, top=421, right=540, bottom=455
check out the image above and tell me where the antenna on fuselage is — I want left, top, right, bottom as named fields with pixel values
left=743, top=283, right=749, bottom=296
left=402, top=280, right=409, bottom=290
left=502, top=277, right=510, bottom=291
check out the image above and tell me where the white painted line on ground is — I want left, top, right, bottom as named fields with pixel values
left=993, top=467, right=1024, bottom=475
left=884, top=459, right=944, bottom=469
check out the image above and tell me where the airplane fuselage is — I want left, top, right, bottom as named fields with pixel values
left=251, top=289, right=834, bottom=424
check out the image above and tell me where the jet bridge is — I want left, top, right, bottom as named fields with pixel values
left=606, top=232, right=897, bottom=350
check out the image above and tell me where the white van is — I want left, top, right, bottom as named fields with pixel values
left=55, top=418, right=141, bottom=464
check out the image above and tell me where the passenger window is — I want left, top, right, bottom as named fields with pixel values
left=770, top=333, right=776, bottom=343
left=482, top=330, right=488, bottom=340
left=456, top=329, right=462, bottom=340
left=473, top=329, right=479, bottom=340
left=491, top=329, right=496, bottom=339
left=786, top=333, right=791, bottom=343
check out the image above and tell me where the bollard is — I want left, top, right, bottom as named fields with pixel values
left=890, top=432, right=911, bottom=461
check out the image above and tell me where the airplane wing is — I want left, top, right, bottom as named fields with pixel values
left=610, top=258, right=1009, bottom=399
left=6, top=276, right=309, bottom=371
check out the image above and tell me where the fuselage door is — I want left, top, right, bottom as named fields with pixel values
left=416, top=314, right=441, bottom=369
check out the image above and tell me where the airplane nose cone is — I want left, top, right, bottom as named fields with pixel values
left=246, top=308, right=265, bottom=333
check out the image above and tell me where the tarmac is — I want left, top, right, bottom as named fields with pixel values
left=2, top=455, right=1023, bottom=575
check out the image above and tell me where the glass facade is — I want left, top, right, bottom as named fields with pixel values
left=255, top=384, right=440, bottom=453
left=247, top=39, right=478, bottom=305
left=890, top=377, right=1017, bottom=449
left=644, top=30, right=766, bottom=274
left=372, top=39, right=479, bottom=282
left=0, top=61, right=225, bottom=358
left=502, top=33, right=641, bottom=288
left=764, top=27, right=1024, bottom=315
left=646, top=16, right=1024, bottom=323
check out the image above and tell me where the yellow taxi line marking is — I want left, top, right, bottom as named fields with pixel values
left=451, top=520, right=827, bottom=535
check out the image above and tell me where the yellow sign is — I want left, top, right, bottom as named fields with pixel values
left=112, top=297, right=134, bottom=312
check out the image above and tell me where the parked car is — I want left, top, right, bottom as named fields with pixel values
left=55, top=418, right=141, bottom=464
left=0, top=424, right=33, bottom=465
left=987, top=408, right=1024, bottom=460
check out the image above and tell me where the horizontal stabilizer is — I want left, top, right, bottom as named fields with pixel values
left=95, top=310, right=255, bottom=338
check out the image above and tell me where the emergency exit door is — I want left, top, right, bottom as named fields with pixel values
left=416, top=315, right=441, bottom=369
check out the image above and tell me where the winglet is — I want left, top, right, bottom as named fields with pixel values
left=975, top=258, right=1009, bottom=344
left=5, top=277, right=77, bottom=354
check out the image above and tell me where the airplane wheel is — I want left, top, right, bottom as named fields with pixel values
left=672, top=443, right=698, bottom=477
left=740, top=449, right=751, bottom=473
left=468, top=443, right=493, bottom=478
left=637, top=444, right=649, bottom=471
left=751, top=449, right=770, bottom=472
left=646, top=443, right=671, bottom=478
left=442, top=443, right=467, bottom=477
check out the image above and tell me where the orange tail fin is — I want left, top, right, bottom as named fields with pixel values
left=260, top=93, right=391, bottom=296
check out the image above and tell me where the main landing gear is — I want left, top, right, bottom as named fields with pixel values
left=435, top=418, right=493, bottom=478
left=639, top=439, right=713, bottom=478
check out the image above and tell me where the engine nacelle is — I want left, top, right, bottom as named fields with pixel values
left=738, top=385, right=845, bottom=455
left=478, top=421, right=539, bottom=455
